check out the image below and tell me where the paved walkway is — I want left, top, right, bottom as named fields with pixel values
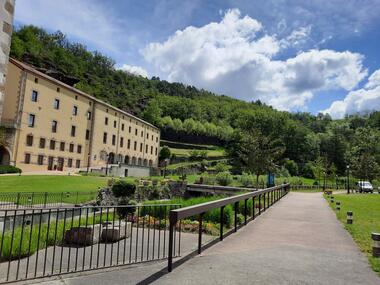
left=33, top=192, right=380, bottom=285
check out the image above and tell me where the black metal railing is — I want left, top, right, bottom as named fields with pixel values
left=0, top=204, right=181, bottom=283
left=0, top=191, right=99, bottom=209
left=167, top=184, right=290, bottom=271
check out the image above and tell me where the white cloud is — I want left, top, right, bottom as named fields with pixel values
left=15, top=0, right=122, bottom=53
left=118, top=64, right=148, bottom=78
left=143, top=9, right=367, bottom=110
left=365, top=69, right=380, bottom=89
left=323, top=69, right=380, bottom=118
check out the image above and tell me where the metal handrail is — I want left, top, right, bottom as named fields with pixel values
left=167, top=183, right=290, bottom=271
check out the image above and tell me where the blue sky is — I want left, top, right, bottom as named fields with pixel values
left=14, top=0, right=380, bottom=118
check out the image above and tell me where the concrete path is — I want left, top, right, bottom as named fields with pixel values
left=29, top=192, right=380, bottom=285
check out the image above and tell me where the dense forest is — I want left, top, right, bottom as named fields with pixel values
left=9, top=26, right=380, bottom=180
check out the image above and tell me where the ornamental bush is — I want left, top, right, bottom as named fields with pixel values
left=111, top=180, right=136, bottom=198
left=0, top=165, right=22, bottom=174
left=216, top=171, right=233, bottom=186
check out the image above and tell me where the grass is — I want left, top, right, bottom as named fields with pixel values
left=0, top=211, right=117, bottom=261
left=0, top=175, right=108, bottom=193
left=169, top=147, right=225, bottom=158
left=325, top=193, right=380, bottom=275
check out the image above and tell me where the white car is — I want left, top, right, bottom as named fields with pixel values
left=357, top=181, right=374, bottom=193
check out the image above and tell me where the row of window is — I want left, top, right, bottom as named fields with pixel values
left=31, top=90, right=93, bottom=119
left=24, top=153, right=81, bottom=168
left=102, top=132, right=158, bottom=155
left=26, top=135, right=83, bottom=153
left=28, top=115, right=91, bottom=139
left=104, top=117, right=158, bottom=142
left=31, top=83, right=158, bottom=140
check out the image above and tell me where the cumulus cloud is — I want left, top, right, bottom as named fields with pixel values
left=143, top=9, right=367, bottom=110
left=323, top=69, right=380, bottom=118
left=119, top=64, right=148, bottom=78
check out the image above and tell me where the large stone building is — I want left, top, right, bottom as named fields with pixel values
left=0, top=0, right=14, bottom=122
left=0, top=58, right=160, bottom=175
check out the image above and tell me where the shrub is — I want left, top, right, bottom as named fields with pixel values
left=301, top=162, right=315, bottom=179
left=216, top=171, right=233, bottom=186
left=215, top=162, right=229, bottom=173
left=284, top=159, right=299, bottom=176
left=0, top=165, right=22, bottom=174
left=239, top=173, right=254, bottom=187
left=116, top=198, right=137, bottom=218
left=111, top=181, right=136, bottom=198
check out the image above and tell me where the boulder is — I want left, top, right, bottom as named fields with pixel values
left=64, top=225, right=101, bottom=245
left=101, top=221, right=131, bottom=242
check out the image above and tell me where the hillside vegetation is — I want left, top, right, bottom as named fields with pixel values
left=9, top=26, right=380, bottom=181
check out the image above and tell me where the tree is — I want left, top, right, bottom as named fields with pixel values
left=236, top=129, right=284, bottom=187
left=284, top=159, right=298, bottom=176
left=159, top=146, right=171, bottom=178
left=159, top=146, right=171, bottom=162
left=348, top=128, right=380, bottom=181
left=142, top=101, right=162, bottom=125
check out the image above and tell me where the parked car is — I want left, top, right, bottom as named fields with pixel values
left=357, top=181, right=374, bottom=193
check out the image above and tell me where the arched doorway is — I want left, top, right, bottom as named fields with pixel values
left=117, top=154, right=123, bottom=163
left=0, top=146, right=11, bottom=165
left=143, top=159, right=148, bottom=166
left=108, top=152, right=115, bottom=164
left=124, top=155, right=130, bottom=165
left=137, top=158, right=142, bottom=166
left=131, top=156, right=136, bottom=165
left=149, top=160, right=153, bottom=167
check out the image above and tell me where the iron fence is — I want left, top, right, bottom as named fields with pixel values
left=167, top=184, right=290, bottom=271
left=0, top=191, right=99, bottom=209
left=0, top=204, right=181, bottom=283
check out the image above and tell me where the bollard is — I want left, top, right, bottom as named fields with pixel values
left=336, top=201, right=340, bottom=211
left=347, top=211, right=353, bottom=224
left=372, top=233, right=380, bottom=257
left=330, top=196, right=334, bottom=203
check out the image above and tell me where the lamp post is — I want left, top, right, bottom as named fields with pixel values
left=323, top=171, right=326, bottom=192
left=86, top=153, right=91, bottom=174
left=105, top=154, right=109, bottom=176
left=335, top=175, right=338, bottom=190
left=346, top=165, right=350, bottom=194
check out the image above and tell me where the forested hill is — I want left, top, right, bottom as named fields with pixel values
left=9, top=26, right=380, bottom=178
left=10, top=25, right=278, bottom=142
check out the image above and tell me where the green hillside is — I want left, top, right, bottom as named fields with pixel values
left=8, top=25, right=380, bottom=180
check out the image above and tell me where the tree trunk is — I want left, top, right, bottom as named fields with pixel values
left=256, top=174, right=259, bottom=189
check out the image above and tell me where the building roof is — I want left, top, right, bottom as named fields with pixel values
left=9, top=57, right=159, bottom=131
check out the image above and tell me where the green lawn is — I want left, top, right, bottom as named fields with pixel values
left=169, top=147, right=225, bottom=158
left=326, top=193, right=380, bottom=275
left=0, top=175, right=108, bottom=193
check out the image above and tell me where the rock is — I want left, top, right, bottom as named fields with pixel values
left=101, top=221, right=131, bottom=242
left=64, top=224, right=101, bottom=245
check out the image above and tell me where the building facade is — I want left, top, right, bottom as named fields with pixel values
left=0, top=58, right=160, bottom=174
left=0, top=0, right=14, bottom=120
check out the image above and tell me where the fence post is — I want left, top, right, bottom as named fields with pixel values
left=61, top=192, right=63, bottom=206
left=168, top=219, right=175, bottom=272
left=198, top=213, right=204, bottom=254
left=258, top=195, right=261, bottom=214
left=76, top=191, right=79, bottom=204
left=44, top=192, right=48, bottom=208
left=220, top=206, right=224, bottom=241
left=16, top=193, right=20, bottom=209
left=252, top=197, right=255, bottom=219
left=234, top=202, right=238, bottom=232
left=244, top=199, right=248, bottom=225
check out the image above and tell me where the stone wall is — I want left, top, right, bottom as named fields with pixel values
left=0, top=0, right=15, bottom=122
